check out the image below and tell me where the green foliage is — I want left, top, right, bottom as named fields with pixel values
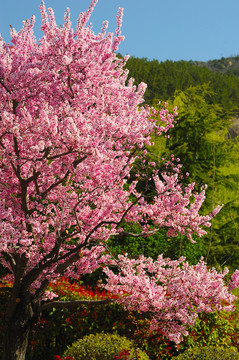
left=170, top=85, right=239, bottom=270
left=108, top=224, right=206, bottom=265
left=63, top=333, right=150, bottom=360
left=165, top=84, right=232, bottom=185
left=176, top=291, right=239, bottom=358
left=26, top=277, right=178, bottom=359
left=148, top=85, right=239, bottom=270
left=180, top=310, right=239, bottom=351
left=172, top=346, right=239, bottom=360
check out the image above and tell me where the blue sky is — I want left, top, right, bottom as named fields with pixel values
left=0, top=0, right=239, bottom=62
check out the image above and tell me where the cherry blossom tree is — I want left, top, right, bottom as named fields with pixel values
left=0, top=1, right=237, bottom=359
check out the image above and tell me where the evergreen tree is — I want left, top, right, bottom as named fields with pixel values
left=149, top=85, right=239, bottom=269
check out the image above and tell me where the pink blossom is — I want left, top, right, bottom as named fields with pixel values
left=103, top=255, right=236, bottom=343
left=229, top=269, right=239, bottom=290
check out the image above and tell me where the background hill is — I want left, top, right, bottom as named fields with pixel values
left=124, top=55, right=239, bottom=110
left=191, top=55, right=239, bottom=77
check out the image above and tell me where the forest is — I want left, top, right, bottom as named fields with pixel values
left=124, top=55, right=239, bottom=109
left=109, top=55, right=239, bottom=272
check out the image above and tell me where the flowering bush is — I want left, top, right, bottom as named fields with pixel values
left=123, top=313, right=178, bottom=359
left=177, top=288, right=239, bottom=355
left=49, top=277, right=118, bottom=301
left=113, top=350, right=131, bottom=360
left=25, top=278, right=127, bottom=360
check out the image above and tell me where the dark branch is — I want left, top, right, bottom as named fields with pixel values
left=73, top=155, right=88, bottom=168
left=0, top=287, right=12, bottom=292
left=41, top=298, right=116, bottom=311
left=47, top=149, right=77, bottom=161
left=67, top=65, right=75, bottom=99
left=41, top=170, right=70, bottom=198
left=0, top=78, right=11, bottom=93
left=110, top=230, right=157, bottom=238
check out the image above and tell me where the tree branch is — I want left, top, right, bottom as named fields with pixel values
left=109, top=230, right=157, bottom=238
left=41, top=170, right=70, bottom=198
left=0, top=78, right=11, bottom=93
left=0, top=287, right=12, bottom=292
left=40, top=298, right=116, bottom=311
left=47, top=149, right=77, bottom=161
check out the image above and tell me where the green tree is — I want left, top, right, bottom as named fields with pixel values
left=149, top=85, right=239, bottom=270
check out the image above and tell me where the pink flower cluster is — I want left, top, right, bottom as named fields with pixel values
left=229, top=269, right=239, bottom=290
left=104, top=255, right=236, bottom=343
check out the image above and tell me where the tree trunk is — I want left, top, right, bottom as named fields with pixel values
left=2, top=299, right=38, bottom=360
left=2, top=325, right=30, bottom=360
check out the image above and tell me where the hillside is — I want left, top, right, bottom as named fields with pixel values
left=191, top=55, right=239, bottom=77
left=124, top=55, right=239, bottom=111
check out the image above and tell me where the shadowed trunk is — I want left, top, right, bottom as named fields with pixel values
left=2, top=297, right=39, bottom=360
left=2, top=324, right=30, bottom=360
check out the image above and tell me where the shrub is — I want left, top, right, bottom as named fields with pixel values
left=125, top=312, right=177, bottom=359
left=178, top=290, right=239, bottom=354
left=179, top=310, right=239, bottom=350
left=63, top=333, right=150, bottom=360
left=172, top=346, right=239, bottom=360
